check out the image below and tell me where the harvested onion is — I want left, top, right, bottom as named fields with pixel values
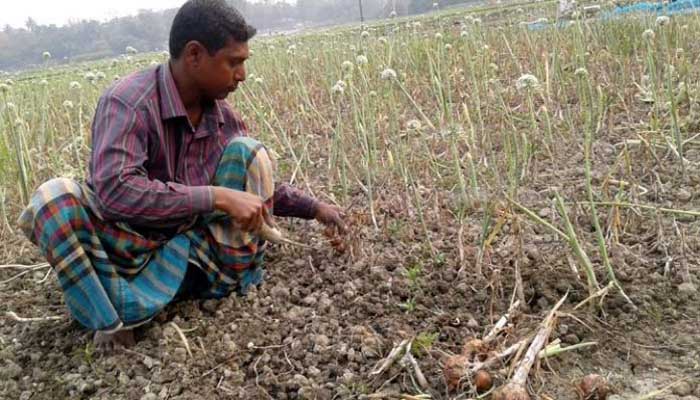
left=474, top=370, right=493, bottom=393
left=577, top=374, right=610, bottom=400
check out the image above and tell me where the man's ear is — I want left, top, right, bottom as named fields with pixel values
left=183, top=41, right=206, bottom=67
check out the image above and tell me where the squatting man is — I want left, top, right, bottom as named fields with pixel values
left=19, top=0, right=346, bottom=350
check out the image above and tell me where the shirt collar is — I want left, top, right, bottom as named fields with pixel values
left=158, top=63, right=226, bottom=127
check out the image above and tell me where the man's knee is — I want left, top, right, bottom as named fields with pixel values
left=226, top=136, right=263, bottom=152
left=30, top=178, right=84, bottom=206
left=18, top=178, right=85, bottom=237
left=216, top=137, right=275, bottom=189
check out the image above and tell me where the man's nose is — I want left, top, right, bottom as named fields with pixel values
left=235, top=66, right=246, bottom=82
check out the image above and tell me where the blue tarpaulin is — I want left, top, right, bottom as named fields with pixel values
left=526, top=0, right=700, bottom=30
left=610, top=0, right=700, bottom=16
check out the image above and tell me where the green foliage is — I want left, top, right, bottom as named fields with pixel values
left=412, top=331, right=439, bottom=357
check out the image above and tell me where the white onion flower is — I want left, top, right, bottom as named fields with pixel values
left=655, top=15, right=670, bottom=26
left=516, top=74, right=540, bottom=90
left=42, top=51, right=51, bottom=61
left=356, top=55, right=368, bottom=65
left=381, top=68, right=397, bottom=81
left=63, top=100, right=74, bottom=109
left=390, top=10, right=397, bottom=18
left=642, top=29, right=655, bottom=41
left=435, top=32, right=443, bottom=40
left=361, top=30, right=370, bottom=38
left=407, top=119, right=422, bottom=130
left=574, top=67, right=589, bottom=78
left=378, top=37, right=388, bottom=45
left=0, top=83, right=9, bottom=93
left=331, top=80, right=346, bottom=95
left=460, top=30, right=468, bottom=37
left=69, top=81, right=82, bottom=90
left=125, top=46, right=138, bottom=54
left=255, top=77, right=264, bottom=84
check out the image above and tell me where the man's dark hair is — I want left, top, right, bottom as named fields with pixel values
left=169, top=0, right=257, bottom=59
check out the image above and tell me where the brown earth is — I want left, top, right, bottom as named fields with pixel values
left=1, top=175, right=698, bottom=400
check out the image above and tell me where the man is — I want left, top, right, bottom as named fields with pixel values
left=18, top=0, right=344, bottom=350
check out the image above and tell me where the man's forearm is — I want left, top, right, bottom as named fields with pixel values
left=92, top=173, right=214, bottom=225
left=273, top=183, right=318, bottom=219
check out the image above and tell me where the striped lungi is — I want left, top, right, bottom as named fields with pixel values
left=18, top=137, right=274, bottom=332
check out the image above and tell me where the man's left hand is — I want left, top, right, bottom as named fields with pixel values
left=314, top=202, right=346, bottom=234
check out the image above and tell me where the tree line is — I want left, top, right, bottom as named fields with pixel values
left=0, top=0, right=478, bottom=71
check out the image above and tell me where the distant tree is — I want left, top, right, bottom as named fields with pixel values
left=0, top=0, right=477, bottom=70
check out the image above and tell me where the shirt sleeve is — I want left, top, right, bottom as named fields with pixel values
left=272, top=183, right=319, bottom=219
left=89, top=95, right=214, bottom=225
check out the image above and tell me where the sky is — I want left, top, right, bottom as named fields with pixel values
left=0, top=0, right=257, bottom=29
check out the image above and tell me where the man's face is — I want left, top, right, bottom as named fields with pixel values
left=192, top=39, right=249, bottom=101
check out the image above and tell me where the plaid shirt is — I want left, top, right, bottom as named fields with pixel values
left=87, top=63, right=317, bottom=229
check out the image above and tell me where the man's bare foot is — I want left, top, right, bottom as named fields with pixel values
left=93, top=330, right=136, bottom=353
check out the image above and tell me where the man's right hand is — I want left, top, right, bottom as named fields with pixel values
left=212, top=187, right=266, bottom=232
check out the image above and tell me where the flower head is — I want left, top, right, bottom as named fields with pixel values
left=435, top=32, right=443, bottom=40
left=574, top=67, right=589, bottom=78
left=656, top=15, right=670, bottom=26
left=407, top=119, right=422, bottom=130
left=642, top=29, right=655, bottom=41
left=381, top=68, right=397, bottom=81
left=361, top=30, right=370, bottom=38
left=125, top=46, right=138, bottom=54
left=389, top=10, right=397, bottom=18
left=356, top=55, right=368, bottom=65
left=42, top=51, right=51, bottom=61
left=515, top=74, right=540, bottom=91
left=69, top=81, right=82, bottom=90
left=0, top=83, right=9, bottom=93
left=63, top=100, right=74, bottom=109
left=331, top=80, right=346, bottom=95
